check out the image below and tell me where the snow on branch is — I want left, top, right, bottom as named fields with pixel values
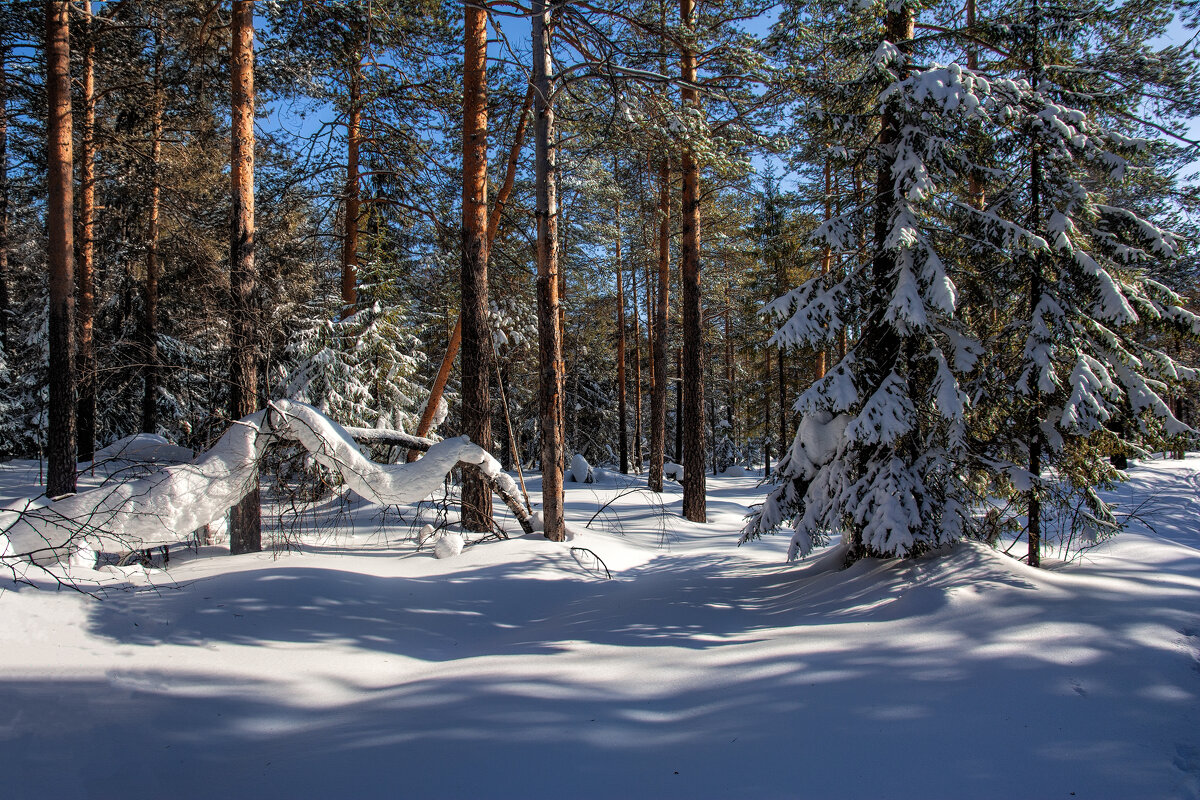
left=1, top=400, right=527, bottom=564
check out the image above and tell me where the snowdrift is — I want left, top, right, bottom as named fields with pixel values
left=0, top=400, right=506, bottom=562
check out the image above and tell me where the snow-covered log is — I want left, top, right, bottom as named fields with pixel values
left=0, top=400, right=530, bottom=562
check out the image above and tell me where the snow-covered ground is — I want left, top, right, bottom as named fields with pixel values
left=2, top=457, right=1199, bottom=799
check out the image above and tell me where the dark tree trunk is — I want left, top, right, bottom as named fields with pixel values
left=0, top=48, right=10, bottom=364
left=341, top=54, right=360, bottom=318
left=764, top=348, right=772, bottom=477
left=848, top=2, right=913, bottom=560
left=76, top=3, right=96, bottom=461
left=533, top=0, right=564, bottom=541
left=616, top=189, right=628, bottom=475
left=674, top=345, right=683, bottom=462
left=142, top=25, right=163, bottom=435
left=631, top=255, right=642, bottom=471
left=228, top=0, right=260, bottom=554
left=648, top=159, right=670, bottom=492
left=461, top=4, right=493, bottom=532
left=680, top=0, right=706, bottom=521
left=45, top=0, right=76, bottom=497
left=1026, top=0, right=1044, bottom=568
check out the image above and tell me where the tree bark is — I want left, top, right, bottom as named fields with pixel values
left=763, top=347, right=772, bottom=477
left=341, top=53, right=361, bottom=318
left=76, top=2, right=97, bottom=461
left=0, top=46, right=10, bottom=363
left=228, top=0, right=260, bottom=554
left=631, top=255, right=642, bottom=471
left=142, top=22, right=163, bottom=435
left=648, top=159, right=670, bottom=492
left=1026, top=0, right=1043, bottom=568
left=679, top=0, right=706, bottom=521
left=616, top=188, right=628, bottom=474
left=533, top=0, right=564, bottom=541
left=45, top=0, right=76, bottom=497
left=461, top=4, right=493, bottom=532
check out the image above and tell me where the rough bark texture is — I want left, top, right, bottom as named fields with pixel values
left=341, top=56, right=360, bottom=318
left=142, top=27, right=163, bottom=435
left=76, top=4, right=97, bottom=461
left=763, top=348, right=772, bottom=478
left=631, top=259, right=642, bottom=471
left=616, top=193, right=628, bottom=474
left=229, top=0, right=260, bottom=554
left=0, top=49, right=10, bottom=364
left=460, top=5, right=493, bottom=532
left=45, top=0, right=76, bottom=497
left=1026, top=0, right=1043, bottom=568
left=679, top=0, right=706, bottom=522
left=533, top=1, right=565, bottom=541
left=816, top=158, right=832, bottom=381
left=647, top=159, right=669, bottom=491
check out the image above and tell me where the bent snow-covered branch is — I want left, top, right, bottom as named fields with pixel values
left=1, top=400, right=530, bottom=563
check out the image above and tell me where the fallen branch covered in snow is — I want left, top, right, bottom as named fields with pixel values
left=340, top=425, right=533, bottom=536
left=1, top=400, right=531, bottom=563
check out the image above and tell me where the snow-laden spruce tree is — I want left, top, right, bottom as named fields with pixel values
left=744, top=0, right=988, bottom=563
left=963, top=0, right=1200, bottom=565
left=281, top=300, right=425, bottom=434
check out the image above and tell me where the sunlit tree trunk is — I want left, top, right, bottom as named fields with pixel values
left=228, top=0, right=260, bottom=554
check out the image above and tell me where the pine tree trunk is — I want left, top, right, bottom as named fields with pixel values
left=648, top=159, right=670, bottom=492
left=816, top=158, right=832, bottom=381
left=45, top=0, right=76, bottom=497
left=533, top=0, right=564, bottom=541
left=461, top=4, right=493, bottom=532
left=616, top=192, right=629, bottom=475
left=679, top=0, right=706, bottom=520
left=142, top=26, right=163, bottom=435
left=675, top=345, right=683, bottom=462
left=764, top=348, right=772, bottom=477
left=228, top=0, right=260, bottom=554
left=725, top=282, right=734, bottom=459
left=631, top=259, right=643, bottom=471
left=1026, top=0, right=1044, bottom=569
left=341, top=55, right=360, bottom=318
left=76, top=3, right=97, bottom=461
left=0, top=48, right=10, bottom=364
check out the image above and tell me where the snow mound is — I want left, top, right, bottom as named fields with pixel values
left=434, top=531, right=464, bottom=559
left=723, top=465, right=747, bottom=477
left=569, top=454, right=593, bottom=483
left=663, top=462, right=684, bottom=481
left=94, top=434, right=194, bottom=465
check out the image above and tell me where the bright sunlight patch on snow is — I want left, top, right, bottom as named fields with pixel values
left=2, top=457, right=1200, bottom=799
